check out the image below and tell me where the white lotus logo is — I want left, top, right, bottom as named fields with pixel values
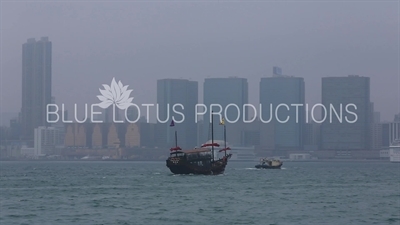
left=97, top=78, right=133, bottom=110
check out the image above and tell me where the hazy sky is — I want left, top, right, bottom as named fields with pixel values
left=1, top=0, right=399, bottom=122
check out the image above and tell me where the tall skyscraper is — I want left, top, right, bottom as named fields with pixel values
left=156, top=79, right=198, bottom=149
left=21, top=37, right=52, bottom=141
left=321, top=75, right=371, bottom=150
left=260, top=72, right=305, bottom=151
left=203, top=77, right=248, bottom=142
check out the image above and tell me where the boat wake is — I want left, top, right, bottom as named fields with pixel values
left=244, top=168, right=258, bottom=170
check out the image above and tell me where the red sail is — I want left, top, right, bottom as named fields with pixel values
left=170, top=146, right=182, bottom=151
left=201, top=143, right=220, bottom=148
left=218, top=147, right=231, bottom=152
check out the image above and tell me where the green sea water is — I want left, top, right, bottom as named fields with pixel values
left=0, top=161, right=399, bottom=225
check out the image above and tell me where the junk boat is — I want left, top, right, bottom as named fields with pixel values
left=255, top=158, right=283, bottom=169
left=166, top=114, right=231, bottom=175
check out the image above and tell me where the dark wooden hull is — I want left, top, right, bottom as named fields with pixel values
left=255, top=164, right=282, bottom=169
left=166, top=156, right=230, bottom=175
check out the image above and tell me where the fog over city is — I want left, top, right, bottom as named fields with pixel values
left=1, top=3, right=400, bottom=224
left=1, top=1, right=399, bottom=122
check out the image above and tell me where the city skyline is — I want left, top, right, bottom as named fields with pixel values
left=1, top=1, right=398, bottom=123
left=17, top=73, right=388, bottom=125
left=2, top=69, right=397, bottom=123
left=2, top=70, right=399, bottom=126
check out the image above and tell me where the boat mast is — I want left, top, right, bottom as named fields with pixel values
left=211, top=111, right=214, bottom=161
left=175, top=130, right=178, bottom=148
left=223, top=124, right=227, bottom=156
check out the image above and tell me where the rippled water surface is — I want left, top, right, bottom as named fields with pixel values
left=0, top=161, right=399, bottom=225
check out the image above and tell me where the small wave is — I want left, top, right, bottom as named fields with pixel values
left=7, top=214, right=37, bottom=218
left=387, top=218, right=400, bottom=222
left=172, top=174, right=182, bottom=176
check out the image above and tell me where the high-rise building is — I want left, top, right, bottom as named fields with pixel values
left=321, top=75, right=371, bottom=150
left=259, top=72, right=305, bottom=151
left=126, top=106, right=140, bottom=122
left=64, top=123, right=87, bottom=147
left=21, top=37, right=52, bottom=141
left=303, top=122, right=321, bottom=150
left=371, top=123, right=383, bottom=150
left=374, top=112, right=381, bottom=123
left=34, top=126, right=63, bottom=157
left=157, top=79, right=198, bottom=149
left=203, top=77, right=248, bottom=142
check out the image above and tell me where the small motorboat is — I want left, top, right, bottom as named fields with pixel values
left=255, top=158, right=282, bottom=169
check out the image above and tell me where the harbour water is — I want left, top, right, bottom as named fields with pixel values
left=0, top=161, right=399, bottom=225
